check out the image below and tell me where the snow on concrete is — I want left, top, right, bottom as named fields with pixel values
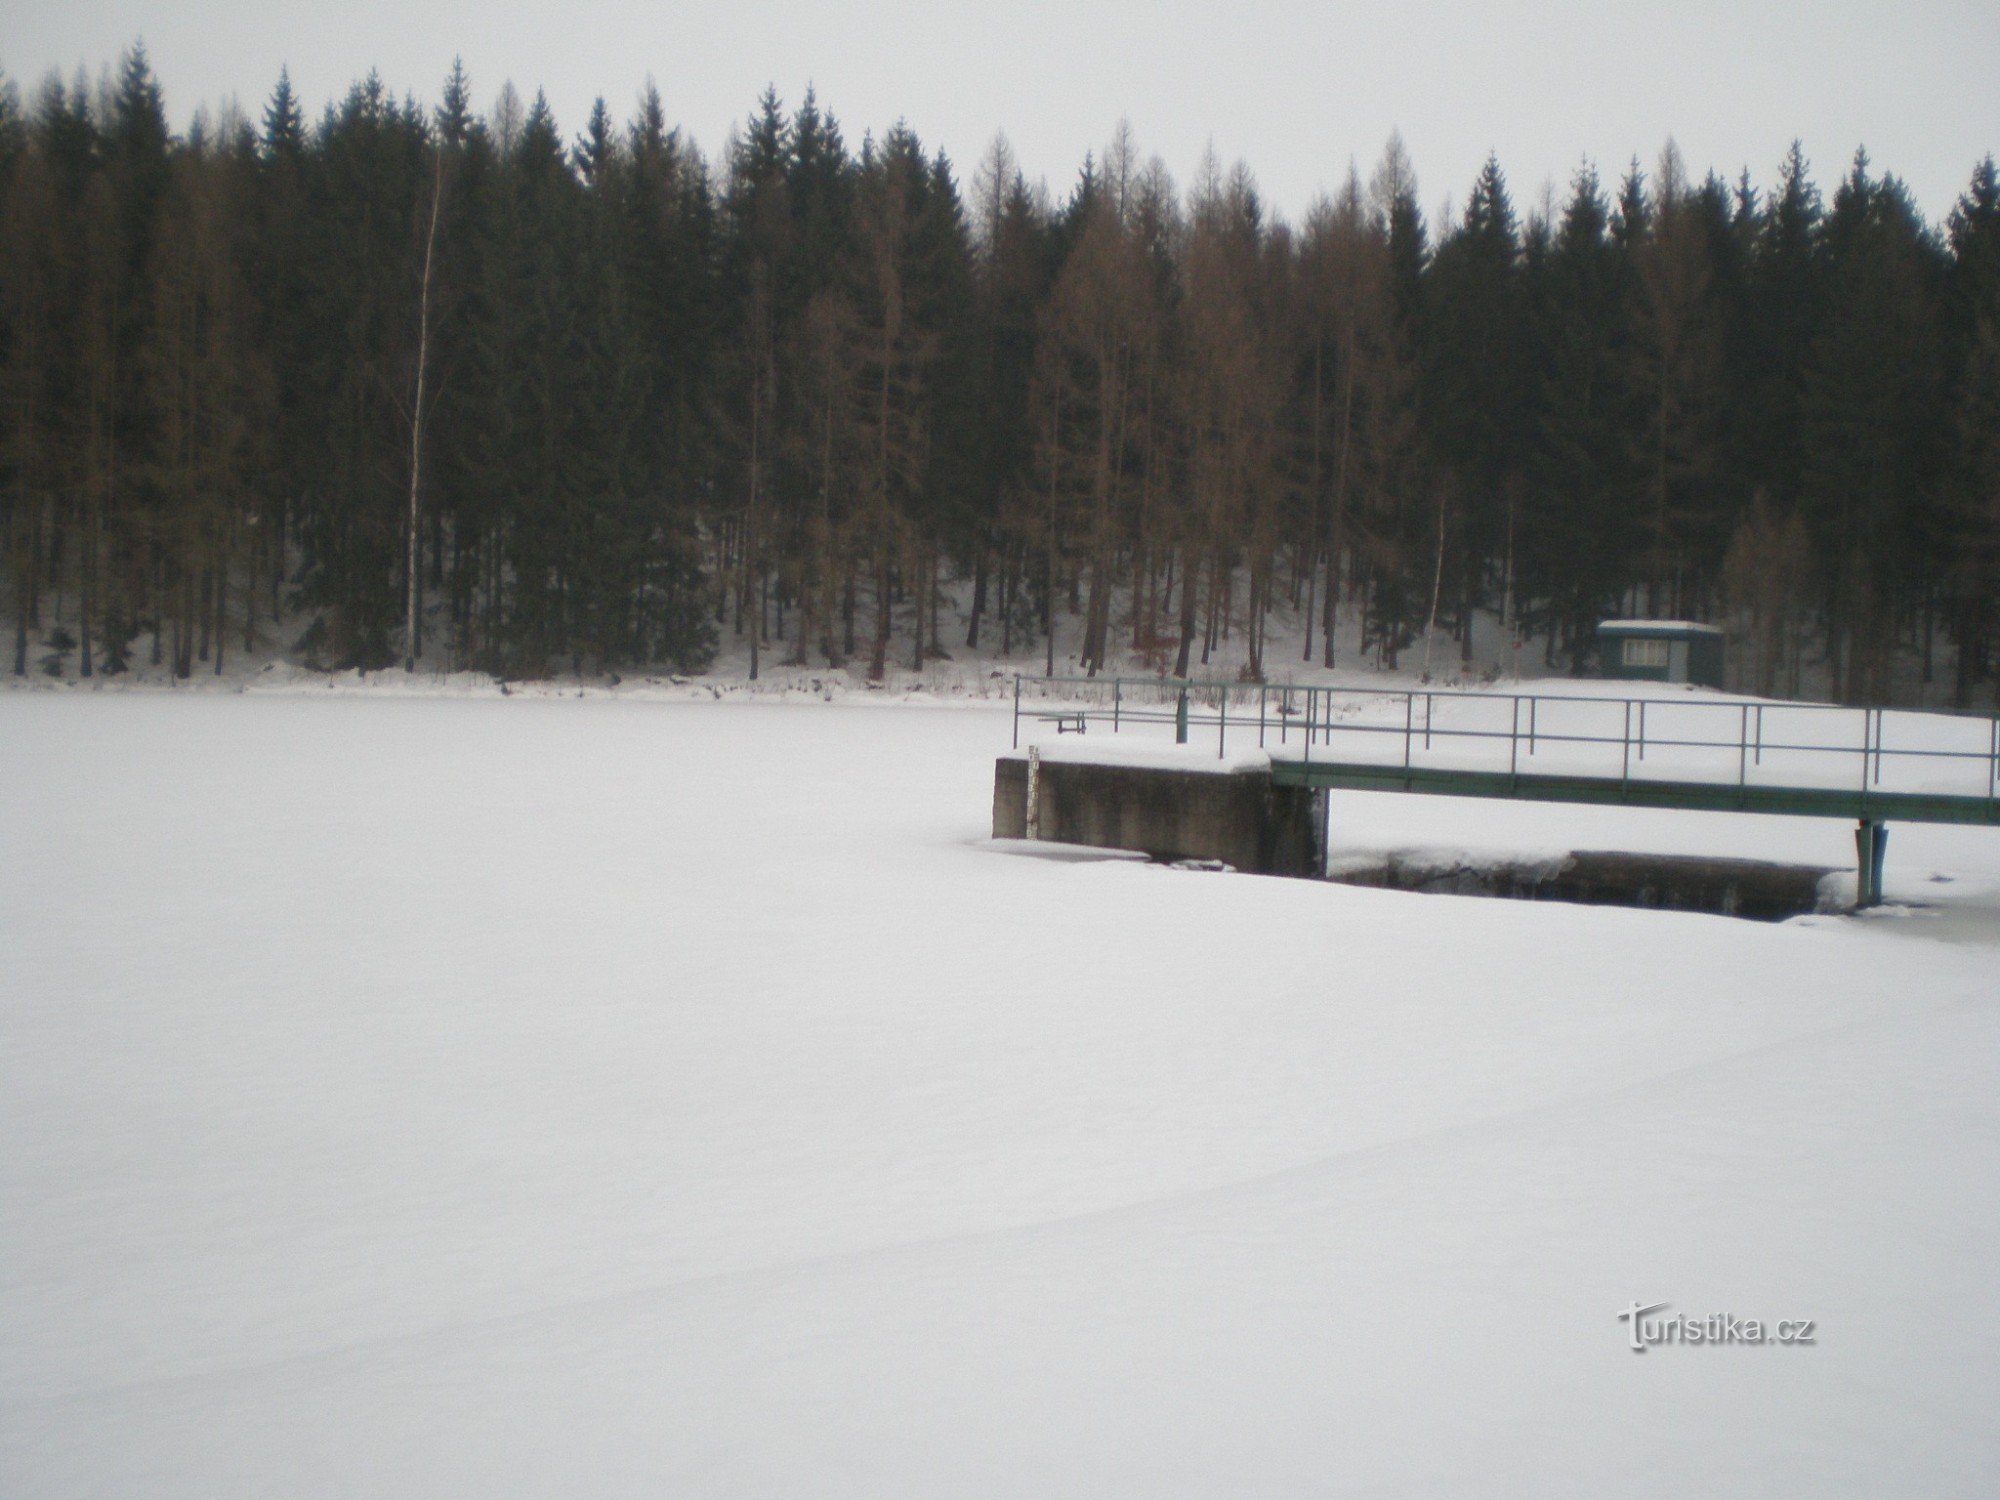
left=1001, top=737, right=1273, bottom=774
left=3, top=692, right=1998, bottom=1496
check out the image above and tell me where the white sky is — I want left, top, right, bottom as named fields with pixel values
left=5, top=1, right=1996, bottom=227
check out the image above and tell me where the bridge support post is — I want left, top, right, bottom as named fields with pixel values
left=1026, top=745, right=1043, bottom=842
left=1854, top=819, right=1888, bottom=909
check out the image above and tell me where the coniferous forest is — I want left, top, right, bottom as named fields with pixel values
left=2, top=50, right=1997, bottom=703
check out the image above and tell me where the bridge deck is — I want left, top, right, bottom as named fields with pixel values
left=1267, top=756, right=2000, bottom=826
left=1014, top=675, right=2000, bottom=835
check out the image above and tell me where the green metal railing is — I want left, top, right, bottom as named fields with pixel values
left=1011, top=673, right=2000, bottom=805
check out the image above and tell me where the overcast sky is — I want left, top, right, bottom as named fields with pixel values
left=7, top=1, right=1995, bottom=226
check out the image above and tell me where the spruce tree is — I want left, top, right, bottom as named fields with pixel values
left=1942, top=157, right=1999, bottom=704
left=1527, top=162, right=1629, bottom=663
left=1801, top=153, right=1949, bottom=700
left=1422, top=153, right=1526, bottom=662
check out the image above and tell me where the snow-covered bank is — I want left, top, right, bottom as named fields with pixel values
left=3, top=654, right=1034, bottom=705
left=3, top=694, right=1997, bottom=1495
left=0, top=579, right=1778, bottom=708
left=4, top=655, right=1623, bottom=708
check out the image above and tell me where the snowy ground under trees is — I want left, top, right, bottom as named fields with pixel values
left=3, top=691, right=1998, bottom=1495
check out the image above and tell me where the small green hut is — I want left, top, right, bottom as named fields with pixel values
left=1596, top=620, right=1725, bottom=689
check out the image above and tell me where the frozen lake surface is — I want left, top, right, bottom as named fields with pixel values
left=3, top=691, right=1998, bottom=1496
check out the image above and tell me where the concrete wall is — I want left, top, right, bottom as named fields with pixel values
left=993, top=755, right=1320, bottom=876
left=1331, top=848, right=1835, bottom=920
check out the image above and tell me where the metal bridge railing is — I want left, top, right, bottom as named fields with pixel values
left=1011, top=673, right=2000, bottom=801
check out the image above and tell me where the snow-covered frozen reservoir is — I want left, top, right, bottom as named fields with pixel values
left=3, top=690, right=1998, bottom=1495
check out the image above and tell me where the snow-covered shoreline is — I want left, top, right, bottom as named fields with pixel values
left=0, top=648, right=1767, bottom=708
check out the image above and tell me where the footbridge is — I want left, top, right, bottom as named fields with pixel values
left=1008, top=675, right=2000, bottom=907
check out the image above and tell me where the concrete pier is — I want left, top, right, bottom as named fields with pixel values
left=993, top=753, right=1319, bottom=876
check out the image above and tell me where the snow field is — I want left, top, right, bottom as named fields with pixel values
left=2, top=693, right=1997, bottom=1495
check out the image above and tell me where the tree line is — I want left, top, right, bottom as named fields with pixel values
left=2, top=50, right=1996, bottom=704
